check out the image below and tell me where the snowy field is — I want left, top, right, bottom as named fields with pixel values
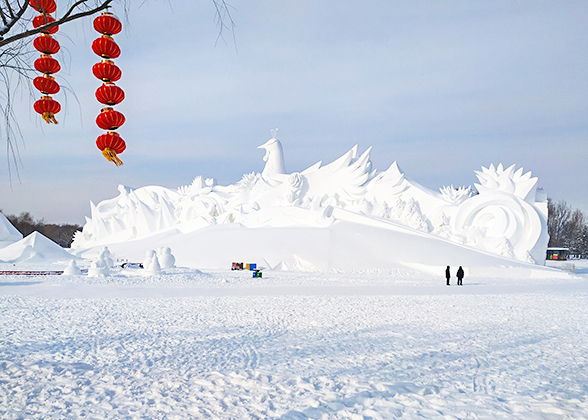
left=1, top=261, right=588, bottom=419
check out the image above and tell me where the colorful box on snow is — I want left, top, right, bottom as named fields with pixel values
left=232, top=262, right=257, bottom=271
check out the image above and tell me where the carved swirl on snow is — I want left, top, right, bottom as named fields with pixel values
left=288, top=173, right=304, bottom=189
left=453, top=192, right=542, bottom=261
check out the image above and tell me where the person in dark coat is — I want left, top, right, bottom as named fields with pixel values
left=445, top=266, right=451, bottom=286
left=456, top=266, right=464, bottom=286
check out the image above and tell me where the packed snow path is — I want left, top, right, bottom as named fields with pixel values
left=1, top=268, right=588, bottom=419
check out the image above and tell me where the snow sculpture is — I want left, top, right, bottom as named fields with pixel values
left=258, top=128, right=286, bottom=181
left=72, top=134, right=549, bottom=265
left=157, top=247, right=176, bottom=269
left=143, top=250, right=156, bottom=270
left=63, top=260, right=82, bottom=275
left=452, top=164, right=548, bottom=263
left=145, top=250, right=161, bottom=274
left=88, top=259, right=109, bottom=277
left=99, top=246, right=114, bottom=268
left=88, top=249, right=113, bottom=277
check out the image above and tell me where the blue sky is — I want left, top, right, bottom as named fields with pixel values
left=1, top=0, right=587, bottom=224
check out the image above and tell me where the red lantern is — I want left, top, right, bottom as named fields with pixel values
left=33, top=96, right=60, bottom=124
left=34, top=55, right=61, bottom=74
left=33, top=34, right=60, bottom=54
left=29, top=0, right=56, bottom=14
left=92, top=60, right=122, bottom=82
left=91, top=36, right=121, bottom=59
left=96, top=83, right=125, bottom=105
left=96, top=108, right=126, bottom=130
left=33, top=14, right=58, bottom=34
left=33, top=75, right=60, bottom=95
left=93, top=12, right=122, bottom=36
left=96, top=132, right=126, bottom=166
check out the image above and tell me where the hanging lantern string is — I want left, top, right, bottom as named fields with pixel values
left=31, top=0, right=61, bottom=124
left=92, top=11, right=126, bottom=166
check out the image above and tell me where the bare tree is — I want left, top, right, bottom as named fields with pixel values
left=547, top=199, right=588, bottom=257
left=547, top=199, right=572, bottom=247
left=566, top=209, right=586, bottom=256
left=1, top=0, right=235, bottom=180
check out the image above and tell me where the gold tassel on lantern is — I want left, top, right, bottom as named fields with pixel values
left=41, top=111, right=58, bottom=124
left=102, top=148, right=124, bottom=166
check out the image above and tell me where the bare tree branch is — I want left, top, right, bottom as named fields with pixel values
left=3, top=0, right=17, bottom=18
left=0, top=1, right=29, bottom=40
left=212, top=0, right=237, bottom=50
left=1, top=0, right=114, bottom=47
left=0, top=4, right=10, bottom=27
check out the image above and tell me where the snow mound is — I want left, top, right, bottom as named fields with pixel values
left=0, top=231, right=76, bottom=263
left=73, top=220, right=566, bottom=278
left=0, top=213, right=22, bottom=248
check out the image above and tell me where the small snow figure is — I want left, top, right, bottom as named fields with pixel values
left=143, top=250, right=156, bottom=270
left=63, top=260, right=82, bottom=276
left=445, top=265, right=451, bottom=286
left=157, top=247, right=176, bottom=269
left=146, top=256, right=161, bottom=274
left=99, top=246, right=114, bottom=269
left=88, top=259, right=109, bottom=277
left=457, top=266, right=464, bottom=286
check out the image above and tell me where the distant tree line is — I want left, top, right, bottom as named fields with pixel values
left=1, top=211, right=81, bottom=248
left=548, top=199, right=588, bottom=258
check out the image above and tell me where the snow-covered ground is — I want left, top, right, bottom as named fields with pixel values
left=1, top=260, right=588, bottom=419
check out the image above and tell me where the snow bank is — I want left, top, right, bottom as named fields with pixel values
left=73, top=219, right=565, bottom=278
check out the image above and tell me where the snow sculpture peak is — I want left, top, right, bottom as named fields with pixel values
left=439, top=185, right=472, bottom=205
left=258, top=128, right=286, bottom=179
left=474, top=163, right=538, bottom=203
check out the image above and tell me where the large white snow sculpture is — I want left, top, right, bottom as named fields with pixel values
left=72, top=132, right=549, bottom=265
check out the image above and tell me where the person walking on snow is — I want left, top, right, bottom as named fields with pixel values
left=457, top=266, right=464, bottom=286
left=445, top=266, right=451, bottom=286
